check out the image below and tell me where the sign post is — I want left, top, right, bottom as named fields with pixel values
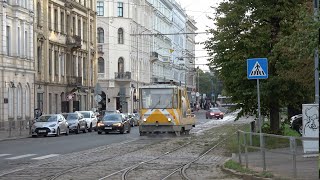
left=247, top=58, right=268, bottom=171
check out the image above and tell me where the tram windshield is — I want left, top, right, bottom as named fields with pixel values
left=141, top=88, right=177, bottom=109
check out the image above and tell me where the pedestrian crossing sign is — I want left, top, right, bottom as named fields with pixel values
left=247, top=58, right=268, bottom=79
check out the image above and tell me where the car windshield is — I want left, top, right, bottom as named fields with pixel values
left=103, top=114, right=121, bottom=122
left=210, top=108, right=221, bottom=113
left=62, top=114, right=78, bottom=121
left=80, top=112, right=90, bottom=118
left=37, top=115, right=57, bottom=122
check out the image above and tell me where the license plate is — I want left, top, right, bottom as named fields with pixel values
left=38, top=130, right=46, bottom=133
left=105, top=127, right=112, bottom=129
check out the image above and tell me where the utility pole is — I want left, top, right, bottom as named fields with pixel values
left=314, top=0, right=319, bottom=104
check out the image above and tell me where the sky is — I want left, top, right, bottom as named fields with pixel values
left=175, top=0, right=223, bottom=71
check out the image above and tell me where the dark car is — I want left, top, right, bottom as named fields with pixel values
left=290, top=114, right=302, bottom=135
left=97, top=114, right=131, bottom=134
left=62, top=112, right=87, bottom=134
left=206, top=108, right=224, bottom=119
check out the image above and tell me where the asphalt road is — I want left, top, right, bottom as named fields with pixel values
left=0, top=110, right=210, bottom=172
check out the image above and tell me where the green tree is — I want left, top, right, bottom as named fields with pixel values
left=204, top=0, right=316, bottom=132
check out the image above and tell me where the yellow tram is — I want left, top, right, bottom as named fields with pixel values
left=138, top=83, right=196, bottom=136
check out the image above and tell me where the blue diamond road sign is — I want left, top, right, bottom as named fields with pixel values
left=247, top=58, right=268, bottom=79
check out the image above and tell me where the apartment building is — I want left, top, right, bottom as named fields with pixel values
left=96, top=0, right=153, bottom=113
left=0, top=0, right=35, bottom=127
left=34, top=0, right=97, bottom=114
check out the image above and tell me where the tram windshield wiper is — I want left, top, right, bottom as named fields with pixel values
left=162, top=101, right=172, bottom=111
left=151, top=96, right=161, bottom=111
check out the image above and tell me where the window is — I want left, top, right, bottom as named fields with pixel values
left=118, top=2, right=123, bottom=17
left=84, top=0, right=86, bottom=7
left=83, top=57, right=86, bottom=79
left=66, top=14, right=70, bottom=34
left=49, top=47, right=52, bottom=75
left=17, top=85, right=22, bottom=117
left=37, top=46, right=42, bottom=73
left=73, top=55, right=76, bottom=76
left=17, top=27, right=20, bottom=55
left=48, top=5, right=51, bottom=29
left=98, top=57, right=104, bottom=73
left=37, top=93, right=43, bottom=113
left=118, top=28, right=124, bottom=44
left=6, top=26, right=10, bottom=56
left=118, top=57, right=124, bottom=73
left=83, top=21, right=87, bottom=40
left=97, top=1, right=104, bottom=16
left=60, top=53, right=64, bottom=76
left=49, top=93, right=52, bottom=114
left=97, top=27, right=104, bottom=43
left=54, top=9, right=58, bottom=31
left=55, top=50, right=59, bottom=75
left=25, top=31, right=28, bottom=57
left=90, top=23, right=93, bottom=42
left=73, top=16, right=76, bottom=35
left=37, top=2, right=41, bottom=26
left=78, top=19, right=81, bottom=36
left=78, top=56, right=82, bottom=77
left=25, top=85, right=30, bottom=117
left=61, top=11, right=65, bottom=33
left=8, top=88, right=13, bottom=117
left=55, top=94, right=58, bottom=113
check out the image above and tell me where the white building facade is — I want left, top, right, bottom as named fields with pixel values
left=96, top=0, right=153, bottom=113
left=0, top=0, right=35, bottom=128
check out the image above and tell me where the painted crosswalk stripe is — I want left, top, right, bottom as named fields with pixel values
left=31, top=154, right=59, bottom=160
left=0, top=154, right=11, bottom=157
left=5, top=154, right=37, bottom=160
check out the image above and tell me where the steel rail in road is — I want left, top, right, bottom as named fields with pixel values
left=0, top=138, right=138, bottom=179
left=120, top=141, right=192, bottom=180
left=48, top=138, right=166, bottom=180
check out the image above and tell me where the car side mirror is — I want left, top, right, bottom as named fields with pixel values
left=58, top=119, right=62, bottom=123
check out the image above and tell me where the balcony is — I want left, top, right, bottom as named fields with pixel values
left=115, top=72, right=131, bottom=81
left=67, top=76, right=82, bottom=86
left=66, top=35, right=81, bottom=51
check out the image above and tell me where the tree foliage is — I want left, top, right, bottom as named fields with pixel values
left=204, top=0, right=317, bottom=132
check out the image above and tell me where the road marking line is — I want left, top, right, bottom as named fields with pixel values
left=5, top=154, right=37, bottom=160
left=0, top=154, right=11, bottom=157
left=31, top=154, right=60, bottom=160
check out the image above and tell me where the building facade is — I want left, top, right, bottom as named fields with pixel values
left=0, top=0, right=35, bottom=127
left=34, top=0, right=97, bottom=114
left=97, top=0, right=153, bottom=113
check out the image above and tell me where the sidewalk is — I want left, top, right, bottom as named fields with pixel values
left=233, top=147, right=318, bottom=180
left=0, top=129, right=30, bottom=141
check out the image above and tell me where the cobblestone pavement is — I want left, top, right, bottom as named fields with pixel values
left=0, top=113, right=252, bottom=180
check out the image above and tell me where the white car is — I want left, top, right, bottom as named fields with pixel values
left=31, top=114, right=69, bottom=137
left=76, top=111, right=98, bottom=132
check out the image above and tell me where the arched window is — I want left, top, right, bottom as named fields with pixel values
left=118, top=57, right=124, bottom=73
left=17, top=84, right=22, bottom=117
left=118, top=28, right=124, bottom=44
left=97, top=27, right=104, bottom=43
left=98, top=57, right=104, bottom=73
left=37, top=2, right=41, bottom=26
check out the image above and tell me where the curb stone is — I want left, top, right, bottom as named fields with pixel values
left=220, top=158, right=273, bottom=180
left=0, top=135, right=30, bottom=142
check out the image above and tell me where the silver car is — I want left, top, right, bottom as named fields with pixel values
left=62, top=112, right=87, bottom=134
left=76, top=111, right=98, bottom=132
left=31, top=114, right=69, bottom=137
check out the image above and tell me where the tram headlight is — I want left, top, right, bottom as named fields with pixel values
left=143, top=118, right=147, bottom=122
left=167, top=118, right=172, bottom=122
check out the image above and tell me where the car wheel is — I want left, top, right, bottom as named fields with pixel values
left=98, top=131, right=102, bottom=134
left=32, top=135, right=37, bottom=138
left=65, top=128, right=69, bottom=136
left=55, top=128, right=60, bottom=137
left=88, top=123, right=92, bottom=132
left=82, top=124, right=87, bottom=133
left=75, top=125, right=80, bottom=134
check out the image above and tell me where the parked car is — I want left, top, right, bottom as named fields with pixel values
left=76, top=111, right=98, bottom=132
left=62, top=112, right=87, bottom=134
left=31, top=114, right=69, bottom=137
left=290, top=114, right=302, bottom=135
left=206, top=108, right=224, bottom=119
left=97, top=113, right=131, bottom=134
left=126, top=113, right=138, bottom=127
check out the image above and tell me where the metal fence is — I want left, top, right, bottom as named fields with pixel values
left=0, top=118, right=33, bottom=140
left=237, top=130, right=319, bottom=179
